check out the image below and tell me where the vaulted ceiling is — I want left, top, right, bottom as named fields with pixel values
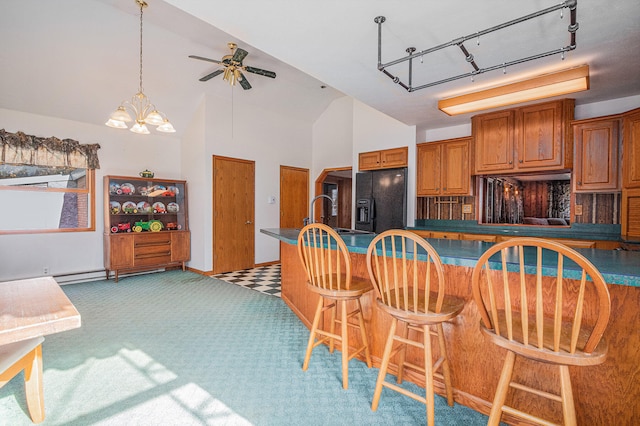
left=2, top=0, right=639, bottom=138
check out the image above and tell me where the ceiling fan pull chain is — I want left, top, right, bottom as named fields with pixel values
left=476, top=32, right=480, bottom=46
left=560, top=8, right=564, bottom=19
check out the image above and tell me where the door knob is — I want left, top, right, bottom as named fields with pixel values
left=245, top=221, right=252, bottom=224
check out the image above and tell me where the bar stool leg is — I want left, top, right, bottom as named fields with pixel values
left=559, top=365, right=577, bottom=426
left=303, top=297, right=324, bottom=371
left=488, top=350, right=516, bottom=426
left=340, top=300, right=349, bottom=389
left=372, top=318, right=398, bottom=411
left=436, top=323, right=455, bottom=406
left=356, top=299, right=372, bottom=368
left=423, top=325, right=435, bottom=426
left=396, top=324, right=409, bottom=384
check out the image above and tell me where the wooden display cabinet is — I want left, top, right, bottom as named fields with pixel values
left=416, top=137, right=472, bottom=196
left=572, top=115, right=621, bottom=192
left=103, top=175, right=190, bottom=282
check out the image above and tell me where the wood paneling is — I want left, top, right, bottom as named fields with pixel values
left=280, top=242, right=640, bottom=425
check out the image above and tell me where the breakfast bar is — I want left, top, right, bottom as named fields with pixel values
left=262, top=228, right=640, bottom=425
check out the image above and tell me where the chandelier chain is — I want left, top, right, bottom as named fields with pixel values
left=138, top=2, right=144, bottom=94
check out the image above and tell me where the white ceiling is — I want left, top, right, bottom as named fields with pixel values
left=2, top=0, right=639, bottom=138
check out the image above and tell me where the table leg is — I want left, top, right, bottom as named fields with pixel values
left=24, top=344, right=45, bottom=423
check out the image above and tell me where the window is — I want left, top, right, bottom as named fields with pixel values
left=0, top=129, right=100, bottom=234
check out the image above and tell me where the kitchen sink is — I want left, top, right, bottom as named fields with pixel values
left=332, top=227, right=374, bottom=235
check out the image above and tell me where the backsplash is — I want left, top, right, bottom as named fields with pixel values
left=574, top=192, right=621, bottom=224
left=416, top=196, right=476, bottom=221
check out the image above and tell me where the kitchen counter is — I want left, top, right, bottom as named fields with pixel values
left=262, top=227, right=640, bottom=424
left=261, top=228, right=640, bottom=287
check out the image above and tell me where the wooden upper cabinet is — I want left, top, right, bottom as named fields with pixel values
left=621, top=108, right=640, bottom=241
left=623, top=108, right=640, bottom=189
left=417, top=137, right=472, bottom=196
left=473, top=99, right=574, bottom=174
left=359, top=146, right=408, bottom=170
left=473, top=110, right=515, bottom=174
left=573, top=116, right=621, bottom=192
left=517, top=100, right=573, bottom=170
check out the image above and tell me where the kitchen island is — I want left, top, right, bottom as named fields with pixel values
left=262, top=228, right=640, bottom=425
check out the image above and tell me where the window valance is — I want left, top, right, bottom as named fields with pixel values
left=0, top=129, right=101, bottom=170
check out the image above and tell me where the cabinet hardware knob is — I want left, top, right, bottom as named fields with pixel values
left=578, top=182, right=582, bottom=185
left=509, top=161, right=513, bottom=164
left=519, top=159, right=523, bottom=163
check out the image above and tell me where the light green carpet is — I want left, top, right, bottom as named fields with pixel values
left=0, top=271, right=490, bottom=425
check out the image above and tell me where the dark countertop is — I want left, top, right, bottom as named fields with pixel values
left=261, top=228, right=640, bottom=288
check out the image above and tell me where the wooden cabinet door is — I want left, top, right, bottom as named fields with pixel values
left=573, top=118, right=620, bottom=192
left=108, top=234, right=134, bottom=269
left=171, top=231, right=191, bottom=262
left=473, top=110, right=515, bottom=173
left=623, top=108, right=640, bottom=188
left=442, top=138, right=471, bottom=195
left=381, top=147, right=408, bottom=168
left=358, top=151, right=381, bottom=170
left=517, top=101, right=564, bottom=169
left=621, top=188, right=640, bottom=240
left=516, top=99, right=574, bottom=171
left=416, top=143, right=441, bottom=196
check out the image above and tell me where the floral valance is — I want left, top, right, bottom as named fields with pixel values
left=0, top=129, right=101, bottom=169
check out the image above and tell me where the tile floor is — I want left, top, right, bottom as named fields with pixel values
left=212, top=264, right=281, bottom=297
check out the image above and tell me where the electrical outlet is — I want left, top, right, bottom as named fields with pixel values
left=575, top=204, right=583, bottom=216
left=43, top=266, right=49, bottom=275
left=462, top=204, right=472, bottom=214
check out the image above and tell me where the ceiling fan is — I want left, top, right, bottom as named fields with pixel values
left=189, top=42, right=276, bottom=90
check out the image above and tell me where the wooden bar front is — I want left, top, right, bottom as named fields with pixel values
left=279, top=242, right=640, bottom=425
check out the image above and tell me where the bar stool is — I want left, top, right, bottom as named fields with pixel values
left=297, top=223, right=373, bottom=389
left=366, top=230, right=465, bottom=426
left=471, top=238, right=611, bottom=425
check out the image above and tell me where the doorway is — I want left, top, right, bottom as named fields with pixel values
left=212, top=155, right=255, bottom=274
left=314, top=167, right=352, bottom=228
left=280, top=165, right=309, bottom=229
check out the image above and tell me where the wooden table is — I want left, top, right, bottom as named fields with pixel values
left=0, top=277, right=81, bottom=423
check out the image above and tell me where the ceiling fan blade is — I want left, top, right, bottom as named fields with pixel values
left=238, top=71, right=252, bottom=90
left=232, top=48, right=249, bottom=64
left=188, top=55, right=223, bottom=65
left=199, top=69, right=224, bottom=82
left=245, top=66, right=276, bottom=79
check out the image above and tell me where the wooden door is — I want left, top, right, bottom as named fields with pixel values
left=573, top=118, right=620, bottom=192
left=212, top=156, right=255, bottom=274
left=416, top=143, right=441, bottom=196
left=280, top=166, right=309, bottom=229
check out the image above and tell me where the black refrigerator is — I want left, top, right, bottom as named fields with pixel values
left=355, top=168, right=407, bottom=233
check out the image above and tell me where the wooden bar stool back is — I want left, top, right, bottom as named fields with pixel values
left=366, top=230, right=465, bottom=426
left=297, top=223, right=373, bottom=389
left=471, top=237, right=611, bottom=426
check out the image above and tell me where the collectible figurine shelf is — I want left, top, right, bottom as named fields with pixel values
left=103, top=175, right=190, bottom=282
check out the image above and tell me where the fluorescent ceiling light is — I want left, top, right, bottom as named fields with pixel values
left=438, top=65, right=589, bottom=116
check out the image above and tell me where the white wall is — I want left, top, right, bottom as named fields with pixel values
left=203, top=92, right=313, bottom=266
left=0, top=108, right=181, bottom=282
left=311, top=96, right=353, bottom=183
left=352, top=100, right=417, bottom=226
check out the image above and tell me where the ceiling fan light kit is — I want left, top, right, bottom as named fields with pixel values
left=189, top=42, right=276, bottom=90
left=105, top=0, right=175, bottom=134
left=374, top=0, right=585, bottom=113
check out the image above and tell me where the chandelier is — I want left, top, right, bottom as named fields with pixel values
left=105, top=0, right=175, bottom=134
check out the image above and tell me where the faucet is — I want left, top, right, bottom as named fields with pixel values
left=304, top=194, right=335, bottom=226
